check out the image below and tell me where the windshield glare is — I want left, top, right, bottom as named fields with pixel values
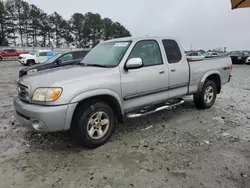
left=44, top=53, right=62, bottom=64
left=81, top=41, right=131, bottom=67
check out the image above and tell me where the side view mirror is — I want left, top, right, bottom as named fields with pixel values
left=125, top=58, right=143, bottom=70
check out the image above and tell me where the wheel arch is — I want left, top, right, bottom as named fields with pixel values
left=198, top=71, right=221, bottom=94
left=27, top=59, right=35, bottom=63
left=68, top=89, right=124, bottom=130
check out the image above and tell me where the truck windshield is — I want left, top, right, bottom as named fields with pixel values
left=44, top=53, right=62, bottom=64
left=81, top=41, right=131, bottom=67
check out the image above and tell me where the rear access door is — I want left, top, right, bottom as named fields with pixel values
left=161, top=39, right=189, bottom=99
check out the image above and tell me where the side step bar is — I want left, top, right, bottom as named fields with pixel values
left=126, top=99, right=185, bottom=119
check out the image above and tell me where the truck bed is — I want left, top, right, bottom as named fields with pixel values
left=188, top=56, right=232, bottom=94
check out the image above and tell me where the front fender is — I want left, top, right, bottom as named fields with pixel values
left=197, top=70, right=221, bottom=92
left=70, top=88, right=124, bottom=114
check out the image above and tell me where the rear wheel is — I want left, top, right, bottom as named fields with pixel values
left=71, top=101, right=116, bottom=148
left=194, top=80, right=217, bottom=109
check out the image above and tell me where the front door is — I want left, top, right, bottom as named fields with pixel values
left=121, top=40, right=169, bottom=112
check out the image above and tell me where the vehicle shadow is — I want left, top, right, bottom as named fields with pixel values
left=115, top=99, right=196, bottom=134
left=22, top=98, right=197, bottom=152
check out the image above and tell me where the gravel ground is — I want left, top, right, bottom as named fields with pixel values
left=0, top=61, right=250, bottom=188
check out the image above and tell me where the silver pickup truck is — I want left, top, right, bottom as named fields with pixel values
left=14, top=37, right=232, bottom=148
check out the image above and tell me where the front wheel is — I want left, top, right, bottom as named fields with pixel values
left=71, top=101, right=116, bottom=148
left=27, top=60, right=35, bottom=66
left=194, top=80, right=217, bottom=109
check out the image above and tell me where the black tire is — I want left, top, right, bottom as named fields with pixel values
left=0, top=56, right=2, bottom=61
left=27, top=60, right=35, bottom=66
left=194, top=80, right=217, bottom=109
left=71, top=101, right=116, bottom=148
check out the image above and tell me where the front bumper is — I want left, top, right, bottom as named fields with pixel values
left=13, top=97, right=75, bottom=132
left=18, top=59, right=27, bottom=65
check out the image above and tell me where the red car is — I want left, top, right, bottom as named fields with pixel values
left=0, top=48, right=29, bottom=61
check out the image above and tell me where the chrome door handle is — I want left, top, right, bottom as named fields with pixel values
left=171, top=69, right=176, bottom=72
left=159, top=70, right=165, bottom=74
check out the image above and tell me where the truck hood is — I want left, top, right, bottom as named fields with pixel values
left=20, top=65, right=117, bottom=88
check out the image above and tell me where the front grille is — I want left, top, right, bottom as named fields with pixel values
left=18, top=83, right=30, bottom=102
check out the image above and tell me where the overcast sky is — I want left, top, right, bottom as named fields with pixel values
left=26, top=0, right=250, bottom=51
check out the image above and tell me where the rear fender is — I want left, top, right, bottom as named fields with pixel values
left=197, top=70, right=221, bottom=93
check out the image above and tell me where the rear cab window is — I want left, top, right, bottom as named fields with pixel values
left=162, top=39, right=182, bottom=64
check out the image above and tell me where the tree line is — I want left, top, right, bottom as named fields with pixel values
left=0, top=0, right=132, bottom=48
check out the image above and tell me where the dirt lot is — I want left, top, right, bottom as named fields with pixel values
left=0, top=61, right=250, bottom=188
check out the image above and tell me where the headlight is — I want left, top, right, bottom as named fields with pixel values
left=32, top=87, right=62, bottom=102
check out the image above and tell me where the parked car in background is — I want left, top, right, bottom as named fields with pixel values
left=14, top=36, right=232, bottom=148
left=230, top=50, right=250, bottom=64
left=18, top=50, right=54, bottom=66
left=202, top=52, right=219, bottom=58
left=0, top=48, right=29, bottom=61
left=19, top=50, right=90, bottom=78
left=246, top=56, right=250, bottom=65
left=186, top=51, right=205, bottom=61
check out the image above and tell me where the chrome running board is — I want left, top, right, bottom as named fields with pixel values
left=126, top=99, right=184, bottom=119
